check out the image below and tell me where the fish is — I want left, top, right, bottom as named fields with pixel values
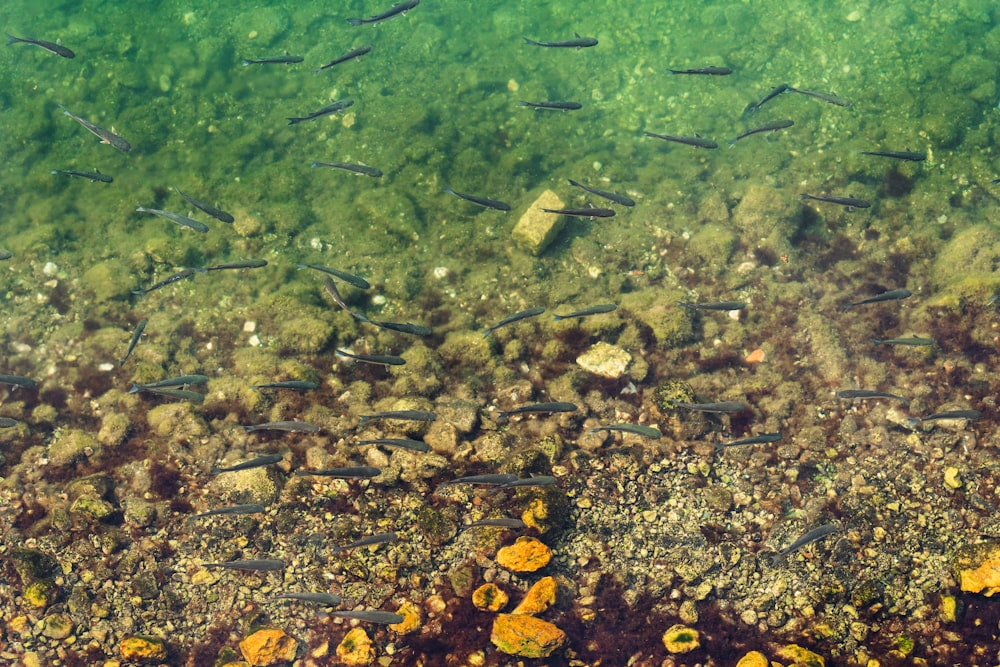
left=321, top=276, right=365, bottom=320
left=347, top=0, right=420, bottom=26
left=194, top=504, right=267, bottom=518
left=294, top=466, right=381, bottom=478
left=439, top=473, right=519, bottom=487
left=288, top=99, right=355, bottom=125
left=136, top=207, right=210, bottom=233
left=675, top=401, right=749, bottom=414
left=870, top=335, right=934, bottom=347
left=365, top=319, right=432, bottom=336
left=772, top=523, right=839, bottom=565
left=467, top=517, right=526, bottom=529
left=743, top=83, right=790, bottom=115
left=497, top=401, right=578, bottom=423
left=553, top=303, right=618, bottom=321
left=0, top=417, right=18, bottom=428
left=203, top=559, right=285, bottom=571
left=567, top=180, right=635, bottom=207
left=174, top=188, right=235, bottom=223
left=679, top=300, right=745, bottom=311
left=729, top=119, right=794, bottom=145
left=907, top=409, right=983, bottom=426
left=134, top=387, right=205, bottom=402
left=520, top=101, right=582, bottom=111
left=244, top=421, right=321, bottom=433
left=668, top=66, right=732, bottom=75
left=523, top=34, right=598, bottom=48
left=716, top=432, right=782, bottom=450
left=298, top=264, right=370, bottom=289
left=119, top=318, right=147, bottom=366
left=443, top=187, right=511, bottom=211
left=58, top=105, right=132, bottom=152
left=540, top=206, right=616, bottom=218
left=482, top=306, right=546, bottom=337
left=0, top=250, right=11, bottom=261
left=860, top=150, right=926, bottom=162
left=204, top=259, right=268, bottom=271
left=836, top=389, right=909, bottom=404
left=334, top=532, right=398, bottom=553
left=52, top=169, right=112, bottom=183
left=358, top=410, right=436, bottom=424
left=211, top=454, right=285, bottom=475
left=132, top=268, right=200, bottom=295
left=842, top=288, right=912, bottom=311
left=0, top=374, right=37, bottom=389
left=129, top=374, right=208, bottom=393
left=270, top=592, right=343, bottom=606
left=330, top=610, right=406, bottom=625
left=589, top=423, right=662, bottom=439
left=317, top=45, right=373, bottom=71
left=356, top=438, right=430, bottom=452
left=6, top=34, right=75, bottom=58
left=242, top=55, right=303, bottom=65
left=336, top=349, right=406, bottom=366
left=643, top=131, right=718, bottom=149
left=787, top=87, right=851, bottom=107
left=251, top=380, right=318, bottom=391
left=311, top=161, right=383, bottom=177
left=490, top=475, right=558, bottom=494
left=800, top=194, right=871, bottom=210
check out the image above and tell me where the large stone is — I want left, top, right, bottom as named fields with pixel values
left=512, top=190, right=565, bottom=255
left=490, top=614, right=566, bottom=658
left=576, top=342, right=631, bottom=379
left=496, top=536, right=551, bottom=572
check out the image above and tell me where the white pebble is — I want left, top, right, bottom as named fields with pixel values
left=43, top=262, right=58, bottom=275
left=243, top=320, right=256, bottom=333
left=433, top=266, right=450, bottom=279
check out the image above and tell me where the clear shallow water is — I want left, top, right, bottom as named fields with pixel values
left=2, top=0, right=1000, bottom=664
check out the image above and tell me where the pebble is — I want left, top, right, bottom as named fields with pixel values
left=512, top=189, right=566, bottom=256
left=41, top=613, right=73, bottom=639
left=472, top=583, right=509, bottom=612
left=661, top=624, right=700, bottom=653
left=119, top=636, right=168, bottom=662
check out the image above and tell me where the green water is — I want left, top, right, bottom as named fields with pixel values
left=3, top=0, right=1000, bottom=663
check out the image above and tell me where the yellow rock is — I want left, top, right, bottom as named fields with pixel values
left=9, top=615, right=30, bottom=635
left=661, top=624, right=700, bottom=653
left=940, top=594, right=958, bottom=622
left=777, top=643, right=825, bottom=667
left=512, top=576, right=557, bottom=615
left=953, top=541, right=1000, bottom=596
left=496, top=536, right=552, bottom=573
left=119, top=636, right=168, bottom=662
left=736, top=650, right=769, bottom=667
left=239, top=628, right=298, bottom=666
left=336, top=627, right=374, bottom=666
left=522, top=498, right=548, bottom=533
left=490, top=613, right=566, bottom=658
left=389, top=600, right=421, bottom=634
left=472, top=583, right=509, bottom=612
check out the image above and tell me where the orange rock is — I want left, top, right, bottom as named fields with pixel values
left=512, top=576, right=556, bottom=615
left=389, top=600, right=421, bottom=634
left=496, top=536, right=552, bottom=572
left=119, top=636, right=168, bottom=662
left=336, top=627, right=374, bottom=666
left=238, top=628, right=298, bottom=666
left=490, top=613, right=566, bottom=658
left=472, top=583, right=509, bottom=612
left=745, top=348, right=765, bottom=364
left=954, top=542, right=1000, bottom=596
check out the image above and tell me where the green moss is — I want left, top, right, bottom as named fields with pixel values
left=274, top=315, right=334, bottom=355
left=416, top=505, right=458, bottom=546
left=11, top=549, right=59, bottom=585
left=655, top=380, right=696, bottom=410
left=24, top=580, right=58, bottom=608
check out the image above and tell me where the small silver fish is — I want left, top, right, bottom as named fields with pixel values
left=270, top=592, right=343, bottom=606
left=330, top=610, right=405, bottom=624
left=203, top=559, right=285, bottom=571
left=244, top=421, right=321, bottom=433
left=136, top=207, right=209, bottom=233
left=59, top=105, right=131, bottom=152
left=772, top=523, right=839, bottom=565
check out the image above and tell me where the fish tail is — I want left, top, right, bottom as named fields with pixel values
left=209, top=467, right=221, bottom=475
left=906, top=417, right=921, bottom=428
left=6, top=34, right=22, bottom=46
left=288, top=118, right=304, bottom=125
left=523, top=37, right=541, bottom=46
left=678, top=301, right=694, bottom=309
left=347, top=18, right=365, bottom=26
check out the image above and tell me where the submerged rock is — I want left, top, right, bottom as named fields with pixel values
left=512, top=189, right=566, bottom=255
left=953, top=541, right=1000, bottom=596
left=576, top=341, right=631, bottom=379
left=496, top=536, right=552, bottom=572
left=490, top=613, right=566, bottom=658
